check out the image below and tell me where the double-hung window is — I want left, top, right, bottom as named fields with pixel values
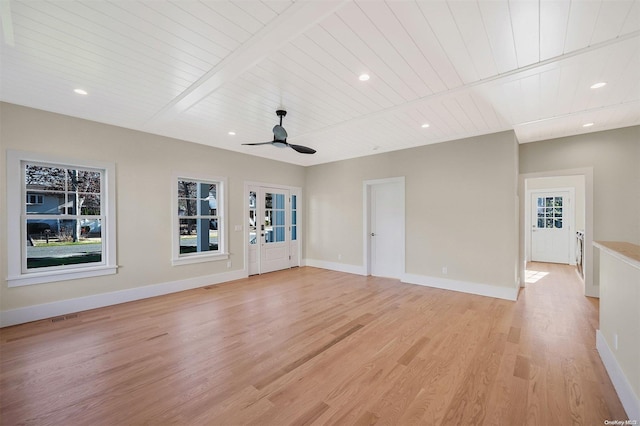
left=7, top=150, right=117, bottom=286
left=172, top=175, right=228, bottom=265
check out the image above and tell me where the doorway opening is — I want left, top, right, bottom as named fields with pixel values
left=520, top=169, right=595, bottom=297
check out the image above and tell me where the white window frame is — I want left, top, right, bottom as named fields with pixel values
left=6, top=150, right=117, bottom=287
left=172, top=173, right=228, bottom=266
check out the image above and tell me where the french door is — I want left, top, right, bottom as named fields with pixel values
left=248, top=185, right=299, bottom=275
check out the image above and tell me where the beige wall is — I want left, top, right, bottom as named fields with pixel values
left=305, top=131, right=520, bottom=290
left=4, top=102, right=635, bottom=319
left=520, top=126, right=640, bottom=245
left=0, top=103, right=305, bottom=312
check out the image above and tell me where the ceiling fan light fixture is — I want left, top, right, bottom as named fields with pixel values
left=241, top=110, right=316, bottom=155
left=590, top=82, right=607, bottom=89
left=359, top=73, right=370, bottom=81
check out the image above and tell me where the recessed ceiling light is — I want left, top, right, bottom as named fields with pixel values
left=359, top=73, right=370, bottom=81
left=582, top=122, right=594, bottom=127
left=590, top=82, right=607, bottom=89
left=421, top=123, right=430, bottom=128
left=74, top=89, right=88, bottom=95
left=228, top=131, right=236, bottom=136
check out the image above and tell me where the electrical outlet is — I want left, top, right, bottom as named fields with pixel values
left=227, top=261, right=232, bottom=269
left=338, top=254, right=342, bottom=261
left=442, top=266, right=448, bottom=275
left=614, top=333, right=618, bottom=350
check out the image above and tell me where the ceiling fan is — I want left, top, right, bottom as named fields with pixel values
left=242, top=110, right=316, bottom=154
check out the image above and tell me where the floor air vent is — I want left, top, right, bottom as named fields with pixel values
left=51, top=314, right=78, bottom=322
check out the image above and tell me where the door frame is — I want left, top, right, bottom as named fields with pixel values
left=527, top=187, right=575, bottom=265
left=363, top=177, right=405, bottom=277
left=244, top=181, right=302, bottom=276
left=519, top=168, right=595, bottom=297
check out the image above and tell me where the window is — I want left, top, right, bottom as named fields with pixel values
left=264, top=192, right=286, bottom=243
left=7, top=150, right=117, bottom=287
left=172, top=175, right=227, bottom=265
left=249, top=191, right=257, bottom=245
left=26, top=193, right=44, bottom=204
left=536, top=196, right=563, bottom=229
left=291, top=194, right=297, bottom=241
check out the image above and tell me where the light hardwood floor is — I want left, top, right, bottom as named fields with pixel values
left=0, top=264, right=627, bottom=425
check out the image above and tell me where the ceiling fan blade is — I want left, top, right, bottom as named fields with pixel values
left=242, top=141, right=274, bottom=146
left=289, top=144, right=316, bottom=154
left=273, top=124, right=287, bottom=140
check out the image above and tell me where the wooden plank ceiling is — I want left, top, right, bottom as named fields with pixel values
left=1, top=0, right=638, bottom=166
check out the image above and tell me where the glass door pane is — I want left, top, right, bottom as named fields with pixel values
left=291, top=195, right=297, bottom=240
left=265, top=192, right=286, bottom=243
left=249, top=191, right=257, bottom=244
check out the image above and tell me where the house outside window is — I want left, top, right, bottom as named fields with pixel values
left=6, top=150, right=117, bottom=287
left=172, top=175, right=228, bottom=265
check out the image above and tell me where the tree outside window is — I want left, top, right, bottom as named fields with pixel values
left=24, top=163, right=104, bottom=270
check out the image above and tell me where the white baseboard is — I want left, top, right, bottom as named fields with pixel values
left=596, top=330, right=640, bottom=421
left=0, top=269, right=247, bottom=327
left=586, top=283, right=600, bottom=298
left=401, top=273, right=519, bottom=301
left=301, top=261, right=518, bottom=301
left=303, top=259, right=366, bottom=276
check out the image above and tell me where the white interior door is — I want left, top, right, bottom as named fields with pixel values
left=370, top=181, right=404, bottom=279
left=531, top=191, right=570, bottom=263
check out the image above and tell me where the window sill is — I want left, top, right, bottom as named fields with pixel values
left=7, top=265, right=118, bottom=287
left=172, top=252, right=229, bottom=266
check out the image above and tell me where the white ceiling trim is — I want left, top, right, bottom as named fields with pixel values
left=144, top=0, right=349, bottom=128
left=289, top=29, right=640, bottom=144
left=0, top=0, right=14, bottom=47
left=515, top=100, right=640, bottom=128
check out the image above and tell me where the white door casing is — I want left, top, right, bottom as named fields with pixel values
left=248, top=186, right=259, bottom=275
left=289, top=191, right=300, bottom=268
